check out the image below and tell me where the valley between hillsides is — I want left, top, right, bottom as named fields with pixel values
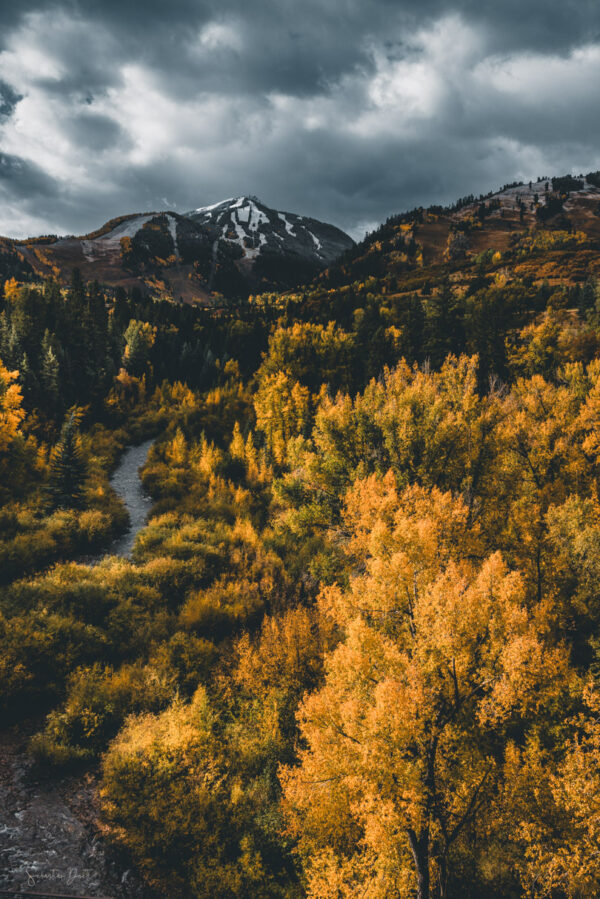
left=2, top=173, right=600, bottom=898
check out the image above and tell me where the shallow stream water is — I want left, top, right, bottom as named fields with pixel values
left=104, top=438, right=154, bottom=559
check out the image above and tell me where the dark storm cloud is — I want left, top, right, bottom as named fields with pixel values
left=0, top=82, right=21, bottom=118
left=0, top=152, right=58, bottom=196
left=2, top=0, right=600, bottom=238
left=62, top=110, right=128, bottom=151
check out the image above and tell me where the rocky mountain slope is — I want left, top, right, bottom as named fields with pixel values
left=320, top=173, right=600, bottom=292
left=4, top=198, right=354, bottom=303
left=189, top=195, right=354, bottom=286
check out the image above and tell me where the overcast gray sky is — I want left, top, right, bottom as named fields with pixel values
left=1, top=0, right=600, bottom=239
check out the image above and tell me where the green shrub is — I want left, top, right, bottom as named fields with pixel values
left=30, top=661, right=174, bottom=765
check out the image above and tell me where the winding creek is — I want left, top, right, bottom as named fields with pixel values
left=0, top=441, right=156, bottom=898
left=104, top=439, right=154, bottom=560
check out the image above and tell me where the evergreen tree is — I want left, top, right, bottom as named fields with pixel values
left=43, top=279, right=64, bottom=334
left=122, top=320, right=155, bottom=377
left=83, top=281, right=110, bottom=404
left=0, top=310, right=11, bottom=364
left=61, top=269, right=89, bottom=404
left=18, top=352, right=39, bottom=407
left=68, top=268, right=85, bottom=309
left=405, top=293, right=426, bottom=363
left=425, top=280, right=464, bottom=367
left=11, top=286, right=46, bottom=360
left=47, top=410, right=87, bottom=508
left=3, top=321, right=22, bottom=370
left=40, top=330, right=61, bottom=413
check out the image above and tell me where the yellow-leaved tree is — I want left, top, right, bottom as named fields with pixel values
left=281, top=474, right=572, bottom=899
left=0, top=359, right=25, bottom=453
left=496, top=683, right=600, bottom=897
left=254, top=370, right=311, bottom=465
left=0, top=357, right=39, bottom=503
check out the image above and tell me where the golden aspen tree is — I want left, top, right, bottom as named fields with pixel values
left=0, top=359, right=25, bottom=452
left=229, top=421, right=246, bottom=461
left=497, top=370, right=589, bottom=603
left=254, top=370, right=311, bottom=465
left=282, top=477, right=572, bottom=899
left=497, top=684, right=600, bottom=898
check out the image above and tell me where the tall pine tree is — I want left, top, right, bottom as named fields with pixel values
left=40, top=330, right=61, bottom=414
left=47, top=410, right=87, bottom=508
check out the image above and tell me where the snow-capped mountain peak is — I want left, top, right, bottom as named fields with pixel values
left=187, top=196, right=353, bottom=270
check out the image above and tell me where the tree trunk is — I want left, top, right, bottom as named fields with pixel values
left=407, top=827, right=430, bottom=899
left=437, top=850, right=448, bottom=899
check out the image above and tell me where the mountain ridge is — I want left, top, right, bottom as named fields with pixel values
left=317, top=171, right=600, bottom=293
left=2, top=197, right=354, bottom=304
left=5, top=171, right=600, bottom=305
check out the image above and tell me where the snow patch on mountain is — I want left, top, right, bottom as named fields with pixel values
left=195, top=198, right=234, bottom=214
left=279, top=213, right=296, bottom=237
left=80, top=214, right=154, bottom=261
left=232, top=216, right=247, bottom=248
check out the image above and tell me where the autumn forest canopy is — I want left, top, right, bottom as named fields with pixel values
left=4, top=177, right=600, bottom=898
